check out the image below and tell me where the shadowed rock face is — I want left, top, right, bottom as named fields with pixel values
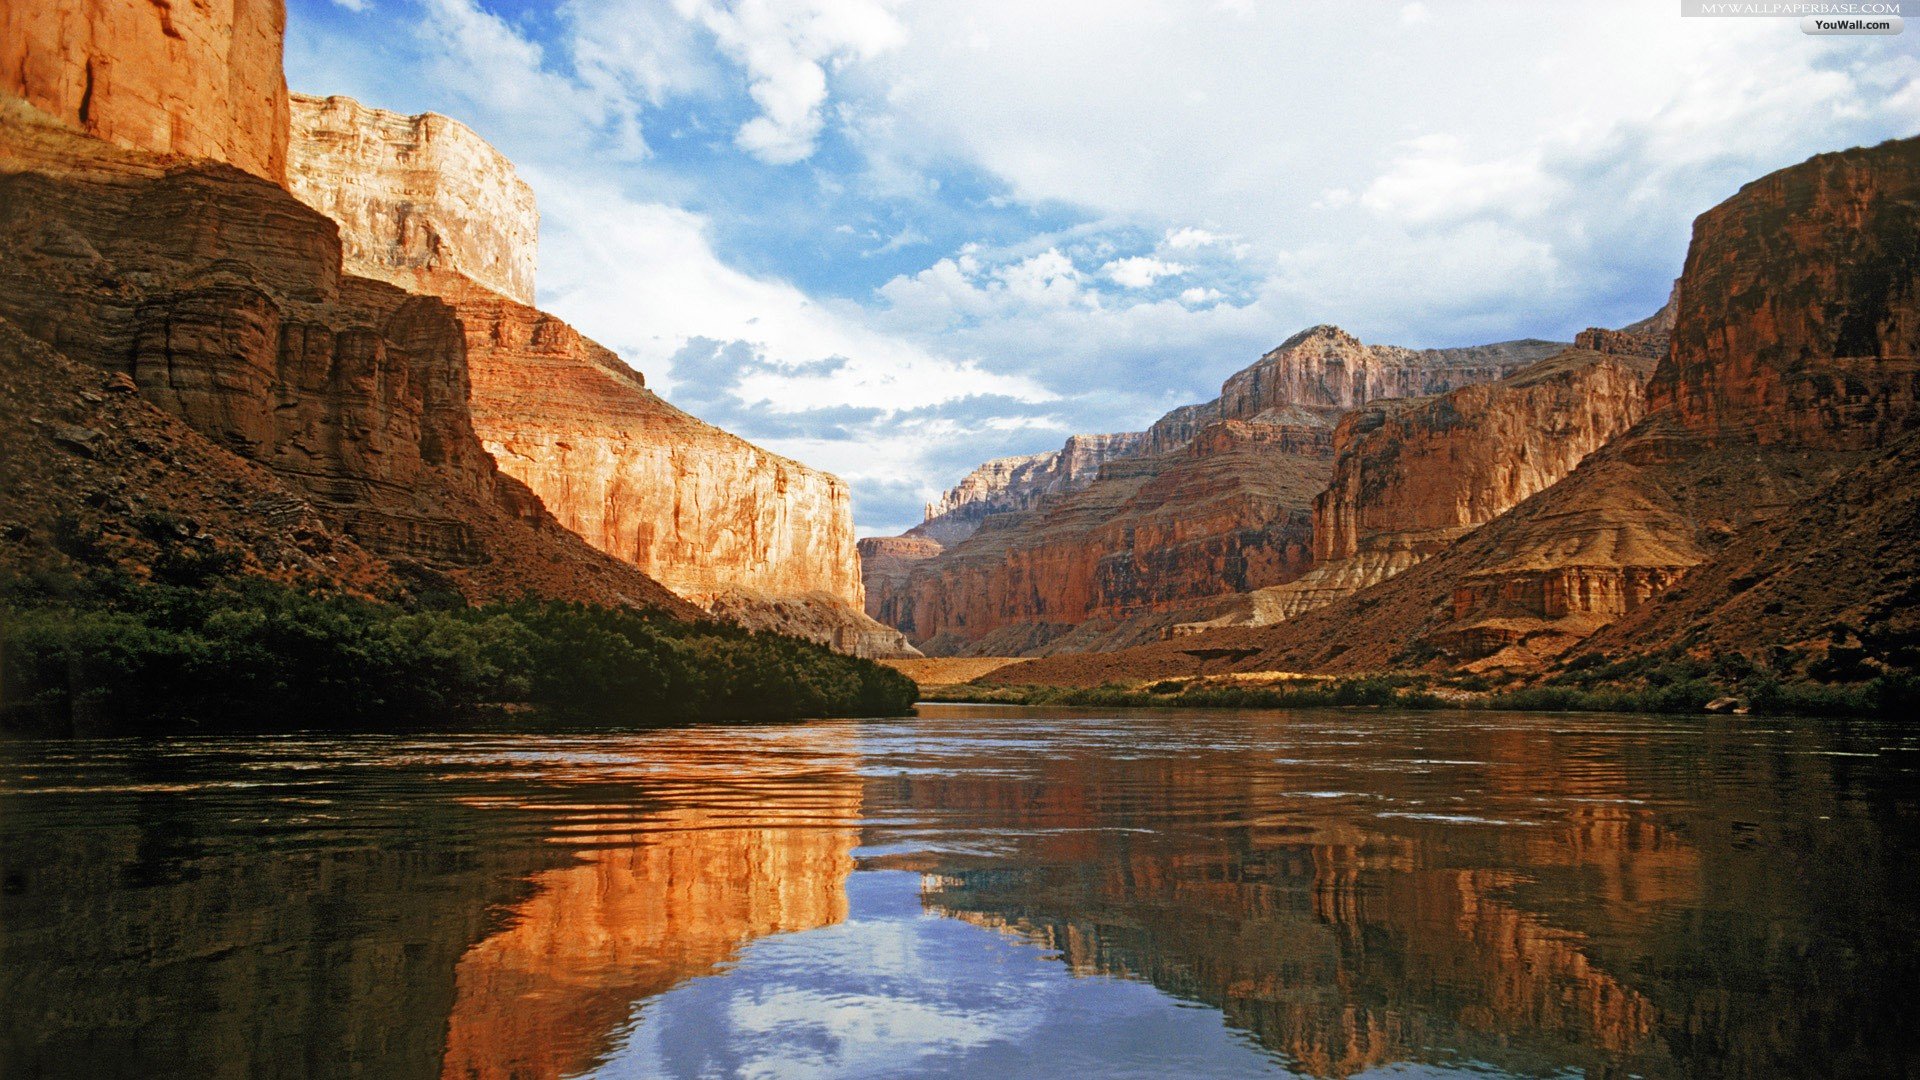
left=864, top=329, right=1566, bottom=656
left=0, top=100, right=694, bottom=612
left=1, top=0, right=289, bottom=183
left=991, top=135, right=1920, bottom=685
left=287, top=94, right=537, bottom=306
left=281, top=93, right=913, bottom=655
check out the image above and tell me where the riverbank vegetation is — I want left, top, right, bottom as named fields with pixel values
left=0, top=573, right=917, bottom=732
left=927, top=653, right=1919, bottom=719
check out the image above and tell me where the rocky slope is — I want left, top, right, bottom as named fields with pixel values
left=0, top=97, right=695, bottom=613
left=283, top=94, right=912, bottom=656
left=1175, top=344, right=1658, bottom=634
left=910, top=432, right=1147, bottom=546
left=866, top=327, right=1566, bottom=655
left=992, top=135, right=1920, bottom=686
left=2, top=0, right=288, bottom=183
left=287, top=93, right=536, bottom=305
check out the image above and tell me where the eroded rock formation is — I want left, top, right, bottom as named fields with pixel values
left=865, top=328, right=1566, bottom=655
left=993, top=135, right=1920, bottom=685
left=0, top=98, right=694, bottom=612
left=282, top=94, right=912, bottom=655
left=911, top=432, right=1148, bottom=546
left=2, top=0, right=288, bottom=183
left=1175, top=346, right=1657, bottom=633
left=287, top=93, right=536, bottom=306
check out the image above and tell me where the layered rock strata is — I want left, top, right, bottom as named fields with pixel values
left=1173, top=347, right=1658, bottom=634
left=865, top=327, right=1566, bottom=655
left=287, top=93, right=537, bottom=306
left=0, top=98, right=694, bottom=613
left=911, top=432, right=1148, bottom=546
left=2, top=0, right=289, bottom=183
left=991, top=135, right=1920, bottom=685
left=281, top=95, right=911, bottom=655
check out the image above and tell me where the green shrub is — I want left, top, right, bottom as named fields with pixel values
left=0, top=574, right=916, bottom=732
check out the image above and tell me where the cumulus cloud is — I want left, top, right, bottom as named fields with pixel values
left=678, top=0, right=905, bottom=164
left=286, top=0, right=1920, bottom=533
left=1102, top=256, right=1188, bottom=289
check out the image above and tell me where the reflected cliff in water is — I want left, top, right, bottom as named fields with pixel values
left=0, top=728, right=863, bottom=1080
left=2, top=709, right=1917, bottom=1078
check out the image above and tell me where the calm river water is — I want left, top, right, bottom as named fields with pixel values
left=2, top=705, right=1917, bottom=1079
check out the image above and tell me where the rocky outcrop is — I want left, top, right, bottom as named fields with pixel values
left=287, top=94, right=536, bottom=306
left=865, top=328, right=1566, bottom=655
left=910, top=432, right=1147, bottom=546
left=1175, top=347, right=1658, bottom=634
left=2, top=0, right=288, bottom=183
left=0, top=99, right=694, bottom=612
left=993, top=135, right=1920, bottom=685
left=1218, top=326, right=1565, bottom=418
left=282, top=94, right=912, bottom=656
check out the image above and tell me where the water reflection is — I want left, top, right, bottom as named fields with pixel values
left=1, top=709, right=1916, bottom=1079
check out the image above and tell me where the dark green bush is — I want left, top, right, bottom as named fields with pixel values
left=0, top=574, right=916, bottom=732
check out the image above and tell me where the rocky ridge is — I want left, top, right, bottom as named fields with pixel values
left=991, top=135, right=1920, bottom=686
left=287, top=93, right=537, bottom=306
left=0, top=97, right=696, bottom=613
left=1172, top=344, right=1659, bottom=635
left=865, top=327, right=1567, bottom=655
left=283, top=94, right=914, bottom=656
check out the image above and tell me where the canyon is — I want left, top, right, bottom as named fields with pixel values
left=0, top=97, right=694, bottom=613
left=0, top=0, right=912, bottom=657
left=864, top=326, right=1569, bottom=656
left=991, top=134, right=1920, bottom=687
left=283, top=93, right=913, bottom=657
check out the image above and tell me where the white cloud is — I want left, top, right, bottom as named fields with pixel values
left=1102, top=255, right=1188, bottom=289
left=678, top=0, right=905, bottom=164
left=327, top=0, right=370, bottom=12
left=533, top=171, right=1052, bottom=415
left=1162, top=227, right=1223, bottom=250
left=1179, top=287, right=1223, bottom=306
left=1399, top=2, right=1432, bottom=25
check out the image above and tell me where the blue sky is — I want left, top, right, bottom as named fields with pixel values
left=285, top=0, right=1919, bottom=535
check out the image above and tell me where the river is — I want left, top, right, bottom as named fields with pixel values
left=2, top=705, right=1916, bottom=1078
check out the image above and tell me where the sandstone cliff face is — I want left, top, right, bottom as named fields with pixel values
left=2, top=0, right=288, bottom=183
left=1181, top=347, right=1657, bottom=633
left=865, top=327, right=1565, bottom=655
left=1218, top=326, right=1565, bottom=418
left=282, top=94, right=910, bottom=656
left=870, top=412, right=1334, bottom=655
left=287, top=94, right=537, bottom=306
left=0, top=101, right=695, bottom=612
left=911, top=431, right=1147, bottom=546
left=996, top=136, right=1920, bottom=684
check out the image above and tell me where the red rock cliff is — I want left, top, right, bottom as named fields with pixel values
left=287, top=93, right=537, bottom=306
left=2, top=0, right=289, bottom=183
left=1177, top=346, right=1656, bottom=633
left=865, top=329, right=1564, bottom=656
left=0, top=98, right=693, bottom=612
left=282, top=95, right=911, bottom=655
left=996, top=136, right=1920, bottom=684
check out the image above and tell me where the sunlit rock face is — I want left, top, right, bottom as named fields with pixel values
left=994, top=136, right=1920, bottom=682
left=863, top=329, right=1565, bottom=656
left=0, top=102, right=693, bottom=610
left=1, top=0, right=289, bottom=183
left=1177, top=347, right=1657, bottom=633
left=910, top=432, right=1149, bottom=547
left=287, top=94, right=536, bottom=306
left=284, top=95, right=909, bottom=654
